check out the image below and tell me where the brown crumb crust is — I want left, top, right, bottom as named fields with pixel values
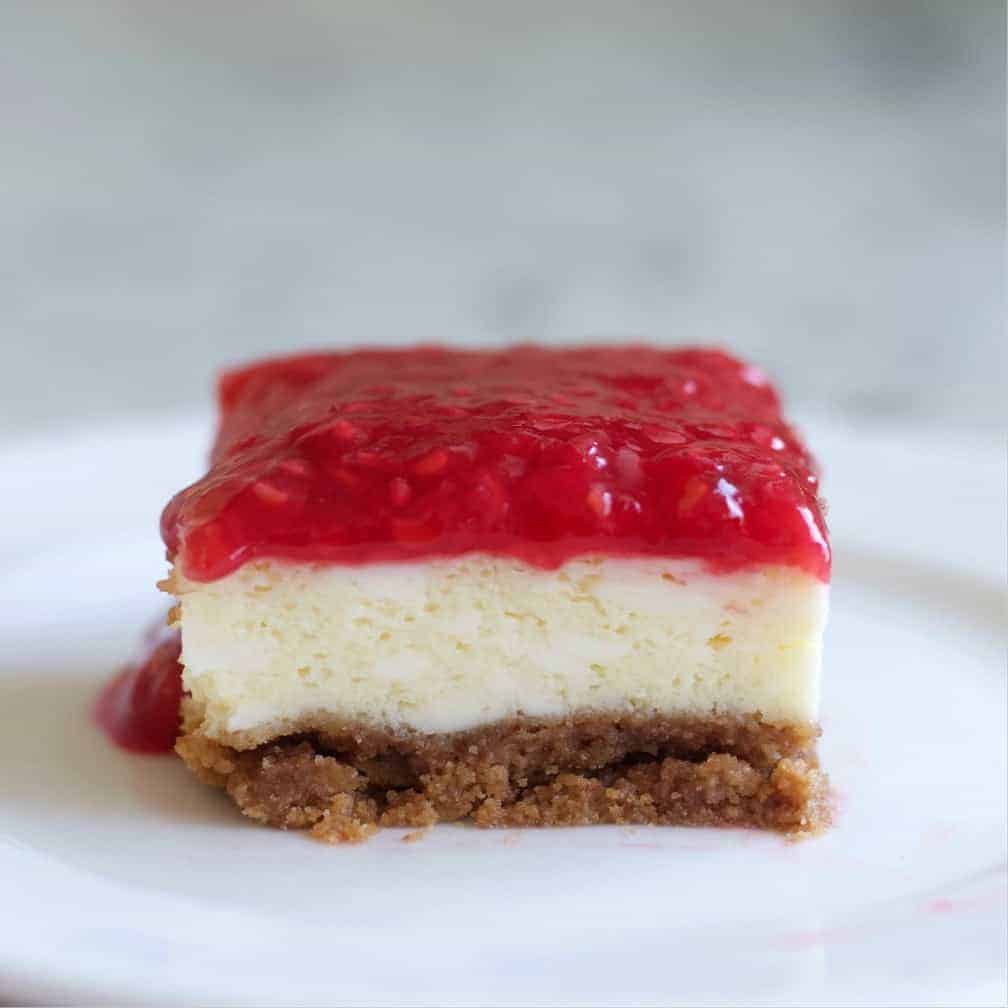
left=175, top=711, right=830, bottom=843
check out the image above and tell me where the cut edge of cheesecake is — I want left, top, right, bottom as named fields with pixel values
left=166, top=553, right=830, bottom=841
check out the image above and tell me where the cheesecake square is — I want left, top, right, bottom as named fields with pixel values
left=163, top=346, right=830, bottom=841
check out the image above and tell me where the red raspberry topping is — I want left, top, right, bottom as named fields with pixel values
left=161, top=346, right=830, bottom=582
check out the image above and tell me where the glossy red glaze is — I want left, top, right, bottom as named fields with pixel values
left=95, top=628, right=183, bottom=753
left=162, top=346, right=830, bottom=582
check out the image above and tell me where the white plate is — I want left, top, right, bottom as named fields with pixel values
left=0, top=413, right=1005, bottom=1007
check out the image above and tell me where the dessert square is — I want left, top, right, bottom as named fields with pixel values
left=159, top=347, right=830, bottom=840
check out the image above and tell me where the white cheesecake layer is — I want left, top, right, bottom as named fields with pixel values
left=174, top=555, right=827, bottom=739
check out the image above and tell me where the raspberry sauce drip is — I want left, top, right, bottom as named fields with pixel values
left=95, top=626, right=183, bottom=753
left=162, top=346, right=830, bottom=582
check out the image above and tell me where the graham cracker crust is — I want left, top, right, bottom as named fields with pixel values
left=176, top=708, right=830, bottom=842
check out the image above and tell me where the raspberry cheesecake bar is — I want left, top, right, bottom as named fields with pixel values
left=158, top=346, right=830, bottom=841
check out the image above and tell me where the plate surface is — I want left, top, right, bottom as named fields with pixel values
left=0, top=413, right=1005, bottom=1007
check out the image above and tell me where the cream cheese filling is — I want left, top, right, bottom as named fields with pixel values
left=173, top=555, right=827, bottom=739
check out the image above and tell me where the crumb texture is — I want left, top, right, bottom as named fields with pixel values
left=175, top=711, right=829, bottom=842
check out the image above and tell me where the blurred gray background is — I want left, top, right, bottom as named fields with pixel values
left=1, top=1, right=1004, bottom=437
